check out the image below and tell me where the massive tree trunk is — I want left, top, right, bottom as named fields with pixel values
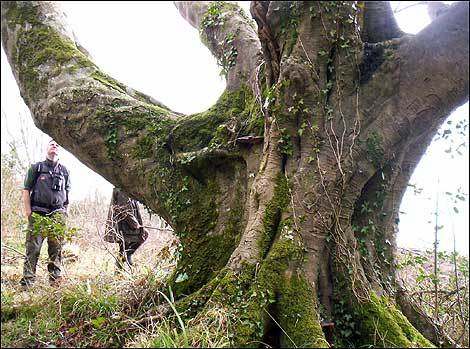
left=2, top=1, right=468, bottom=347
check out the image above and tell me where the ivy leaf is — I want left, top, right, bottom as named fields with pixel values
left=175, top=272, right=189, bottom=283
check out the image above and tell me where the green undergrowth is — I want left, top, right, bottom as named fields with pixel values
left=1, top=268, right=181, bottom=348
left=2, top=273, right=231, bottom=348
left=131, top=290, right=232, bottom=348
left=1, top=280, right=127, bottom=348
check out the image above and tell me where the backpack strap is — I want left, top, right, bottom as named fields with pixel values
left=30, top=161, right=59, bottom=189
left=57, top=163, right=69, bottom=179
left=31, top=162, right=42, bottom=189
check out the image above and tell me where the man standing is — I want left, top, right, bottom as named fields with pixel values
left=104, top=187, right=148, bottom=271
left=20, top=139, right=71, bottom=287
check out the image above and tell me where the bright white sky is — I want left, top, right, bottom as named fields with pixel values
left=1, top=1, right=468, bottom=254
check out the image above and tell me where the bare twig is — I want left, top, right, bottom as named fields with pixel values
left=393, top=1, right=427, bottom=14
left=1, top=242, right=27, bottom=258
left=121, top=304, right=169, bottom=326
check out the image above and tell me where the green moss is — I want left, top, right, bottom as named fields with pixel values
left=93, top=84, right=264, bottom=162
left=5, top=3, right=94, bottom=103
left=228, top=232, right=309, bottom=346
left=332, top=283, right=433, bottom=348
left=92, top=102, right=172, bottom=161
left=132, top=136, right=155, bottom=159
left=131, top=90, right=170, bottom=110
left=388, top=303, right=434, bottom=347
left=162, top=172, right=245, bottom=298
left=4, top=1, right=40, bottom=26
left=278, top=276, right=329, bottom=348
left=171, top=232, right=237, bottom=297
left=179, top=223, right=327, bottom=347
left=356, top=292, right=433, bottom=348
left=171, top=86, right=262, bottom=153
left=258, top=174, right=290, bottom=258
left=16, top=27, right=93, bottom=103
left=366, top=131, right=385, bottom=167
left=91, top=71, right=127, bottom=94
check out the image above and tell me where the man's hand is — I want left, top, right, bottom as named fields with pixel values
left=22, top=189, right=32, bottom=218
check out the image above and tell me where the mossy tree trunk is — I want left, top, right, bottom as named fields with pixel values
left=2, top=1, right=468, bottom=347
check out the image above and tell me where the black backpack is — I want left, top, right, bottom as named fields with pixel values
left=30, top=160, right=69, bottom=191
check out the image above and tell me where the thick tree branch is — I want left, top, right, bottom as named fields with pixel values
left=361, top=1, right=404, bottom=43
left=355, top=1, right=468, bottom=166
left=174, top=1, right=262, bottom=90
left=398, top=1, right=469, bottom=132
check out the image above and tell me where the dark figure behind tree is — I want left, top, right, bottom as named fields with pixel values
left=104, top=187, right=148, bottom=271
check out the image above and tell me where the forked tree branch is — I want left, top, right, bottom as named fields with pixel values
left=357, top=1, right=468, bottom=157
left=174, top=1, right=262, bottom=90
left=397, top=1, right=469, bottom=133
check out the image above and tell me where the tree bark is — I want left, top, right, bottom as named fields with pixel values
left=1, top=1, right=468, bottom=347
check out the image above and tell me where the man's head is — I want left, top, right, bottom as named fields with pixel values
left=46, top=139, right=60, bottom=161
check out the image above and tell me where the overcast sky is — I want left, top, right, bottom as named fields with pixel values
left=1, top=1, right=468, bottom=254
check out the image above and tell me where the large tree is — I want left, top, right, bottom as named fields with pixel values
left=1, top=1, right=468, bottom=347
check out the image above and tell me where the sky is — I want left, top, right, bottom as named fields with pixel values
left=1, top=2, right=468, bottom=254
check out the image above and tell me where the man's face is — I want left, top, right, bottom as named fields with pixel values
left=47, top=141, right=60, bottom=158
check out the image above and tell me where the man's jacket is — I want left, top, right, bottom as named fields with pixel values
left=26, top=159, right=70, bottom=214
left=104, top=188, right=148, bottom=243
